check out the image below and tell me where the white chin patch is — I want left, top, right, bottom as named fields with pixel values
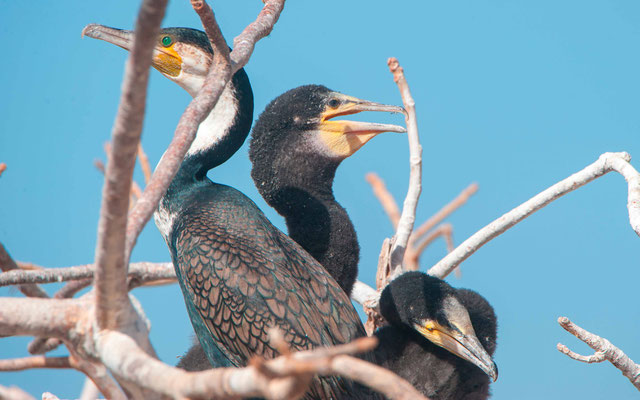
left=185, top=83, right=239, bottom=157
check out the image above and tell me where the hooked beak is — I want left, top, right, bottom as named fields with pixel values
left=317, top=93, right=405, bottom=158
left=320, top=94, right=406, bottom=135
left=82, top=24, right=182, bottom=77
left=415, top=320, right=498, bottom=382
left=82, top=24, right=133, bottom=50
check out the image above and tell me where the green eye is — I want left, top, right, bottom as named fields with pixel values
left=161, top=36, right=172, bottom=47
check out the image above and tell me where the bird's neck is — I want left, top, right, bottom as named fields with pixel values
left=155, top=71, right=253, bottom=239
left=256, top=155, right=359, bottom=294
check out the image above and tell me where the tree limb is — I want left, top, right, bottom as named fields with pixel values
left=557, top=316, right=640, bottom=391
left=387, top=58, right=422, bottom=276
left=96, top=329, right=427, bottom=400
left=93, top=0, right=168, bottom=330
left=0, top=262, right=173, bottom=287
left=429, top=152, right=640, bottom=279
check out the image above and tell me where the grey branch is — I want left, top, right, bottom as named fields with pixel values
left=97, top=329, right=428, bottom=400
left=93, top=0, right=168, bottom=330
left=557, top=316, right=640, bottom=391
left=387, top=57, right=423, bottom=276
left=0, top=262, right=173, bottom=287
left=429, top=152, right=640, bottom=279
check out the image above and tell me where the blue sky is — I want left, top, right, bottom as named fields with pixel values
left=1, top=1, right=639, bottom=398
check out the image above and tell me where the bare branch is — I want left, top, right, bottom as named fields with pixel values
left=230, top=0, right=286, bottom=70
left=15, top=262, right=43, bottom=271
left=557, top=316, right=640, bottom=390
left=0, top=385, right=36, bottom=400
left=96, top=330, right=426, bottom=400
left=412, top=183, right=478, bottom=239
left=412, top=223, right=453, bottom=259
left=27, top=338, right=63, bottom=356
left=366, top=172, right=401, bottom=229
left=0, top=297, right=83, bottom=338
left=429, top=152, right=640, bottom=279
left=351, top=280, right=379, bottom=307
left=387, top=58, right=422, bottom=275
left=0, top=243, right=48, bottom=298
left=79, top=379, right=100, bottom=400
left=0, top=262, right=173, bottom=287
left=28, top=280, right=95, bottom=355
left=93, top=0, right=168, bottom=330
left=0, top=356, right=71, bottom=371
left=137, top=144, right=152, bottom=184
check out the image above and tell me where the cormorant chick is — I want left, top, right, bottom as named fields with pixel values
left=374, top=271, right=498, bottom=400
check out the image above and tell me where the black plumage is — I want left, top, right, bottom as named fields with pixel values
left=374, top=271, right=498, bottom=399
left=249, top=85, right=405, bottom=296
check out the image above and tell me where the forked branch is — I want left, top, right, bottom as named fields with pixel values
left=557, top=316, right=640, bottom=391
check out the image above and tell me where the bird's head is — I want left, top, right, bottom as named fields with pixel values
left=251, top=85, right=406, bottom=162
left=379, top=271, right=499, bottom=382
left=82, top=24, right=215, bottom=97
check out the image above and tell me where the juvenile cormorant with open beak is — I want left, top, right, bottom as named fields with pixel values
left=249, top=85, right=405, bottom=296
left=376, top=272, right=498, bottom=399
left=83, top=24, right=404, bottom=399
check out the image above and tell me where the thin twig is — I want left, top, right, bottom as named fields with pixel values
left=0, top=356, right=71, bottom=371
left=412, top=223, right=453, bottom=259
left=429, top=152, right=640, bottom=278
left=412, top=183, right=478, bottom=238
left=0, top=385, right=36, bottom=400
left=137, top=144, right=152, bottom=184
left=0, top=262, right=173, bottom=287
left=366, top=173, right=401, bottom=229
left=557, top=316, right=640, bottom=390
left=0, top=243, right=48, bottom=298
left=387, top=58, right=422, bottom=276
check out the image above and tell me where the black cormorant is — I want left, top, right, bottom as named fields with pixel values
left=375, top=271, right=498, bottom=399
left=249, top=85, right=405, bottom=295
left=84, top=24, right=401, bottom=399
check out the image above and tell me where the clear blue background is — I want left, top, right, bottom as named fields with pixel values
left=1, top=1, right=639, bottom=398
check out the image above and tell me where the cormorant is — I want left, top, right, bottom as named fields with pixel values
left=375, top=271, right=498, bottom=399
left=249, top=85, right=405, bottom=295
left=84, top=24, right=402, bottom=399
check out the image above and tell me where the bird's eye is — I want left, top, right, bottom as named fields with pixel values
left=328, top=99, right=340, bottom=109
left=161, top=36, right=172, bottom=47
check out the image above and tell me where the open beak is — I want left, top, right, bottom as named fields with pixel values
left=82, top=24, right=181, bottom=77
left=320, top=94, right=406, bottom=135
left=415, top=320, right=498, bottom=382
left=317, top=94, right=405, bottom=158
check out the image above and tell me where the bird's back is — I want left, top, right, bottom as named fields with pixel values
left=169, top=182, right=376, bottom=399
